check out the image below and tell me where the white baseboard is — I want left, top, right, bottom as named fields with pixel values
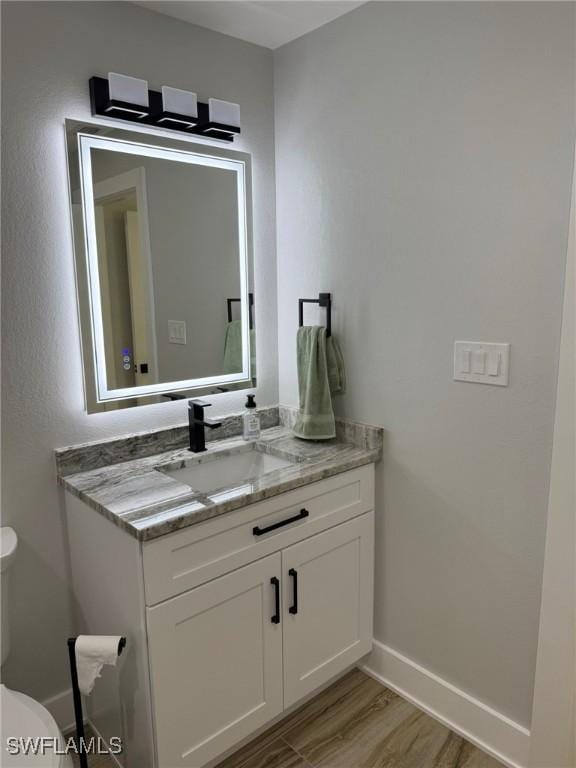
left=361, top=641, right=530, bottom=768
left=48, top=644, right=530, bottom=767
left=42, top=687, right=76, bottom=733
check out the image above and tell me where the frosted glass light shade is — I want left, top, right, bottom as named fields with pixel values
left=161, top=86, right=198, bottom=118
left=108, top=72, right=149, bottom=107
left=208, top=99, right=241, bottom=128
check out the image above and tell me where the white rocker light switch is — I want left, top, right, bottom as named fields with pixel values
left=472, top=350, right=486, bottom=374
left=487, top=351, right=501, bottom=376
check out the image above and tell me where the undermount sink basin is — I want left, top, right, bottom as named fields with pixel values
left=161, top=449, right=294, bottom=494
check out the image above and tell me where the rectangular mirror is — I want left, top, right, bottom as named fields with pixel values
left=66, top=120, right=255, bottom=412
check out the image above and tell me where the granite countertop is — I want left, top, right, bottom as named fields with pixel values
left=56, top=407, right=382, bottom=541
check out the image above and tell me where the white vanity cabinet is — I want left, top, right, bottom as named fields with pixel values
left=147, top=512, right=373, bottom=767
left=147, top=553, right=284, bottom=768
left=281, top=513, right=374, bottom=708
left=65, top=463, right=375, bottom=768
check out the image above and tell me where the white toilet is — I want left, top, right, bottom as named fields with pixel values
left=1, top=527, right=73, bottom=767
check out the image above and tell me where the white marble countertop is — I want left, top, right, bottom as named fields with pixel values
left=56, top=409, right=382, bottom=541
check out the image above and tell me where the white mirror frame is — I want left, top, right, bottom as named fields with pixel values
left=75, top=131, right=252, bottom=405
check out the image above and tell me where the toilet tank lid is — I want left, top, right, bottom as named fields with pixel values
left=0, top=527, right=18, bottom=571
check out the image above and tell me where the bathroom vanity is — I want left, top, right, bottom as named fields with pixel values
left=57, top=409, right=381, bottom=768
left=60, top=116, right=381, bottom=767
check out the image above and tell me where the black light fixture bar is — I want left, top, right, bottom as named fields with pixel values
left=91, top=77, right=151, bottom=120
left=104, top=102, right=149, bottom=118
left=192, top=102, right=239, bottom=140
left=200, top=125, right=241, bottom=139
left=89, top=77, right=240, bottom=142
left=156, top=112, right=198, bottom=129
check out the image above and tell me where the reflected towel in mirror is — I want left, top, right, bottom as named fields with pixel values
left=223, top=320, right=256, bottom=376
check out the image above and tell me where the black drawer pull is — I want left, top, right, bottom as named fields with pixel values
left=288, top=568, right=298, bottom=615
left=270, top=577, right=280, bottom=624
left=253, top=508, right=309, bottom=537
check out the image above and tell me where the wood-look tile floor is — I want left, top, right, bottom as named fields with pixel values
left=71, top=670, right=503, bottom=767
left=68, top=725, right=121, bottom=768
left=216, top=670, right=503, bottom=768
left=71, top=753, right=115, bottom=768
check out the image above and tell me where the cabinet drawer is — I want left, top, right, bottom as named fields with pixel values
left=143, top=464, right=374, bottom=605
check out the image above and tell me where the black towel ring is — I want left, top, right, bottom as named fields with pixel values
left=298, top=292, right=332, bottom=337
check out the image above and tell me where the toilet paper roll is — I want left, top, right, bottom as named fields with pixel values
left=75, top=635, right=123, bottom=696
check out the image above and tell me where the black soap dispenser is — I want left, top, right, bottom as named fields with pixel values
left=243, top=394, right=261, bottom=441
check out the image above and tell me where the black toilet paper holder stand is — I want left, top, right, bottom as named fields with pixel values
left=67, top=636, right=126, bottom=768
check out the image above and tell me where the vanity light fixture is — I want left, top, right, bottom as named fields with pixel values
left=89, top=75, right=241, bottom=142
left=156, top=86, right=198, bottom=129
left=105, top=72, right=150, bottom=118
left=198, top=98, right=241, bottom=140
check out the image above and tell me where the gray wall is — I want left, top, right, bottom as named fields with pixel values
left=274, top=2, right=575, bottom=726
left=1, top=1, right=277, bottom=702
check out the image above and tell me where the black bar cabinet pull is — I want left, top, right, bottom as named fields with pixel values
left=253, top=508, right=309, bottom=537
left=270, top=577, right=280, bottom=624
left=288, top=568, right=299, bottom=615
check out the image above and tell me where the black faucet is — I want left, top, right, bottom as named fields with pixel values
left=188, top=400, right=222, bottom=453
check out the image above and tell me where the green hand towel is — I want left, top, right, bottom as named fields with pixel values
left=293, top=326, right=346, bottom=441
left=223, top=320, right=243, bottom=374
left=326, top=331, right=346, bottom=396
left=223, top=321, right=257, bottom=377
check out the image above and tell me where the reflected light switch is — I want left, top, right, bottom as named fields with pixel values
left=168, top=320, right=187, bottom=345
left=454, top=341, right=509, bottom=386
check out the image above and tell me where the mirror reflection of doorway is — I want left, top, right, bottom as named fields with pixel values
left=93, top=168, right=158, bottom=399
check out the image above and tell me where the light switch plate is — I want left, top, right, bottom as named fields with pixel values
left=454, top=341, right=510, bottom=386
left=168, top=320, right=187, bottom=345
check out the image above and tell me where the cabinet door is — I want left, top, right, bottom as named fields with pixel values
left=282, top=512, right=374, bottom=708
left=147, top=553, right=283, bottom=768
